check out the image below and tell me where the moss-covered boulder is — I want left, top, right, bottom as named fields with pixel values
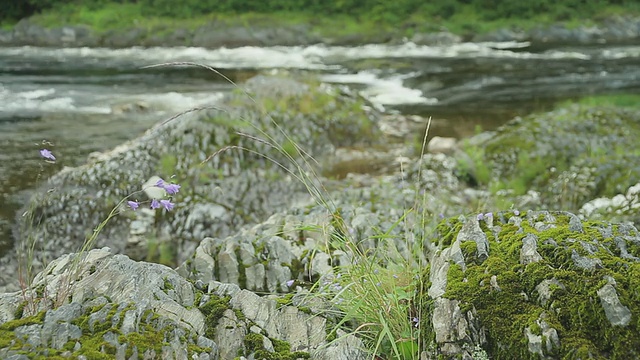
left=0, top=247, right=365, bottom=359
left=459, top=105, right=640, bottom=214
left=423, top=210, right=640, bottom=359
left=5, top=74, right=381, bottom=293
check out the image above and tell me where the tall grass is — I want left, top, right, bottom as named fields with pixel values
left=142, top=61, right=445, bottom=358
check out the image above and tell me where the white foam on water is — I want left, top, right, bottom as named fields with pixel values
left=1, top=45, right=330, bottom=70
left=1, top=41, right=597, bottom=72
left=16, top=88, right=56, bottom=99
left=600, top=46, right=640, bottom=59
left=321, top=71, right=437, bottom=107
left=3, top=40, right=627, bottom=115
left=0, top=84, right=115, bottom=115
left=135, top=91, right=225, bottom=113
left=304, top=41, right=593, bottom=61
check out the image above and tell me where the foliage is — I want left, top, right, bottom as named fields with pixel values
left=2, top=0, right=639, bottom=33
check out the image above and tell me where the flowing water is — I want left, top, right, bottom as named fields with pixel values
left=1, top=42, right=639, bottom=251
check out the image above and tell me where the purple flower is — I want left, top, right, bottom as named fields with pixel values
left=285, top=280, right=295, bottom=287
left=150, top=199, right=160, bottom=209
left=439, top=213, right=445, bottom=219
left=412, top=317, right=419, bottom=328
left=40, top=149, right=56, bottom=161
left=514, top=210, right=520, bottom=216
left=485, top=212, right=493, bottom=219
left=159, top=199, right=174, bottom=211
left=155, top=178, right=165, bottom=187
left=393, top=274, right=399, bottom=279
left=477, top=213, right=484, bottom=221
left=163, top=183, right=181, bottom=195
left=127, top=201, right=140, bottom=210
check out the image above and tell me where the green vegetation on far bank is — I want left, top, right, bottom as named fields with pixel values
left=2, top=0, right=640, bottom=41
left=560, top=93, right=640, bottom=109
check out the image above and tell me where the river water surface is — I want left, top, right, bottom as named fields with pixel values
left=1, top=42, right=639, bottom=250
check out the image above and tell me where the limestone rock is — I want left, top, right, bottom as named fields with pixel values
left=424, top=211, right=640, bottom=359
left=0, top=248, right=366, bottom=359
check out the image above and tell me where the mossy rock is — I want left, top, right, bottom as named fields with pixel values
left=423, top=211, right=640, bottom=359
left=0, top=301, right=211, bottom=359
left=13, top=74, right=383, bottom=290
left=460, top=105, right=640, bottom=212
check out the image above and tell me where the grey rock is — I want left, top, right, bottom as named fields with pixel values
left=101, top=28, right=148, bottom=48
left=520, top=233, right=542, bottom=265
left=431, top=298, right=475, bottom=358
left=525, top=326, right=543, bottom=357
left=1, top=247, right=365, bottom=359
left=566, top=212, right=584, bottom=232
left=311, top=329, right=367, bottom=360
left=570, top=249, right=603, bottom=270
left=214, top=309, right=247, bottom=359
left=411, top=32, right=462, bottom=46
left=597, top=283, right=632, bottom=326
left=428, top=136, right=458, bottom=155
left=535, top=279, right=565, bottom=307
left=540, top=320, right=560, bottom=354
left=192, top=22, right=318, bottom=48
left=0, top=248, right=214, bottom=359
left=457, top=216, right=489, bottom=263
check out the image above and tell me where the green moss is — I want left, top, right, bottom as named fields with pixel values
left=235, top=247, right=248, bottom=290
left=468, top=106, right=640, bottom=214
left=436, top=217, right=463, bottom=247
left=244, top=333, right=265, bottom=352
left=0, top=310, right=46, bottom=331
left=163, top=276, right=175, bottom=291
left=199, top=295, right=231, bottom=339
left=243, top=333, right=311, bottom=360
left=275, top=293, right=295, bottom=309
left=436, top=212, right=640, bottom=359
left=160, top=154, right=178, bottom=178
left=13, top=301, right=27, bottom=320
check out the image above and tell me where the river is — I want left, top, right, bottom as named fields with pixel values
left=1, top=42, right=640, bottom=251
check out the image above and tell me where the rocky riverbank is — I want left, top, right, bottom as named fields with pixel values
left=1, top=74, right=639, bottom=358
left=1, top=14, right=640, bottom=48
